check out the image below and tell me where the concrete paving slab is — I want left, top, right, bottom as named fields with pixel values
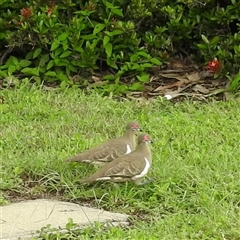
left=0, top=199, right=129, bottom=240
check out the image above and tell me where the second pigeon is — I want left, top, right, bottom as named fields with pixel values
left=79, top=133, right=153, bottom=185
left=66, top=121, right=141, bottom=165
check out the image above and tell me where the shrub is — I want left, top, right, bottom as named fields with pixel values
left=0, top=0, right=240, bottom=94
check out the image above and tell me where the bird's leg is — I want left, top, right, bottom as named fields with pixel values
left=133, top=178, right=143, bottom=185
left=141, top=179, right=153, bottom=185
left=145, top=176, right=155, bottom=183
left=133, top=177, right=153, bottom=185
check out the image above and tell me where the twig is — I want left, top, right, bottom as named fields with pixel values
left=0, top=47, right=13, bottom=66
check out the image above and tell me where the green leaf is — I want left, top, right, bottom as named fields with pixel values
left=41, top=54, right=50, bottom=63
left=15, top=64, right=21, bottom=71
left=59, top=51, right=71, bottom=58
left=75, top=47, right=83, bottom=53
left=0, top=33, right=5, bottom=40
left=21, top=67, right=39, bottom=76
left=11, top=56, right=19, bottom=66
left=103, top=36, right=110, bottom=46
left=137, top=73, right=149, bottom=83
left=62, top=39, right=68, bottom=51
left=81, top=34, right=97, bottom=40
left=33, top=48, right=42, bottom=59
left=109, top=62, right=118, bottom=69
left=47, top=60, right=54, bottom=70
left=105, top=42, right=112, bottom=57
left=0, top=65, right=8, bottom=70
left=137, top=51, right=150, bottom=58
left=0, top=70, right=7, bottom=77
left=197, top=44, right=208, bottom=50
left=8, top=65, right=16, bottom=74
left=104, top=31, right=112, bottom=37
left=51, top=40, right=60, bottom=51
left=58, top=32, right=69, bottom=41
left=19, top=60, right=31, bottom=68
left=106, top=59, right=118, bottom=69
left=104, top=74, right=116, bottom=80
left=58, top=72, right=69, bottom=82
left=105, top=1, right=114, bottom=9
left=68, top=64, right=77, bottom=72
left=129, top=82, right=143, bottom=91
left=63, top=44, right=68, bottom=51
left=93, top=23, right=105, bottom=35
left=54, top=58, right=60, bottom=64
left=60, top=58, right=70, bottom=64
left=210, top=36, right=220, bottom=45
left=5, top=57, right=14, bottom=67
left=66, top=67, right=70, bottom=77
left=228, top=70, right=240, bottom=92
left=26, top=51, right=34, bottom=60
left=39, top=54, right=49, bottom=67
left=74, top=10, right=94, bottom=17
left=60, top=80, right=67, bottom=89
left=130, top=54, right=139, bottom=62
left=111, top=8, right=123, bottom=17
left=115, top=77, right=120, bottom=84
left=111, top=30, right=124, bottom=35
left=131, top=64, right=141, bottom=70
left=141, top=63, right=153, bottom=68
left=33, top=76, right=41, bottom=85
left=54, top=47, right=63, bottom=57
left=45, top=71, right=57, bottom=76
left=150, top=58, right=161, bottom=65
left=201, top=34, right=209, bottom=44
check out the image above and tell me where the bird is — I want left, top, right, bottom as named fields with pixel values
left=65, top=121, right=141, bottom=165
left=79, top=133, right=153, bottom=185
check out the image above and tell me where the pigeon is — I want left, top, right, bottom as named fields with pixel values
left=79, top=133, right=152, bottom=185
left=66, top=121, right=141, bottom=165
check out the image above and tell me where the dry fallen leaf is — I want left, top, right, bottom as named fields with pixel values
left=192, top=84, right=210, bottom=94
left=169, top=58, right=189, bottom=70
left=154, top=81, right=186, bottom=92
left=155, top=71, right=203, bottom=92
left=158, top=73, right=187, bottom=81
left=185, top=72, right=201, bottom=82
left=163, top=84, right=194, bottom=99
left=92, top=75, right=102, bottom=83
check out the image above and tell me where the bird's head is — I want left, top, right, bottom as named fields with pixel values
left=126, top=121, right=141, bottom=132
left=137, top=133, right=152, bottom=145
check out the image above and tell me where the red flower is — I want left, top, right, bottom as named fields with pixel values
left=21, top=8, right=32, bottom=18
left=207, top=58, right=221, bottom=72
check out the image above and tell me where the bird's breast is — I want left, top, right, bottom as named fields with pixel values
left=132, top=157, right=151, bottom=180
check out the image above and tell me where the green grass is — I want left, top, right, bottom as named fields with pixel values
left=1, top=82, right=240, bottom=239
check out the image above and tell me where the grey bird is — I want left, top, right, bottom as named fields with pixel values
left=66, top=121, right=141, bottom=165
left=79, top=133, right=152, bottom=185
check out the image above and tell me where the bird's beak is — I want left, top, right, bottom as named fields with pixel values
left=133, top=127, right=141, bottom=132
left=147, top=139, right=153, bottom=144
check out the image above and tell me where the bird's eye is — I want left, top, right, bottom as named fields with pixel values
left=144, top=135, right=150, bottom=140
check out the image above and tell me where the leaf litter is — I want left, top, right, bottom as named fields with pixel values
left=126, top=57, right=229, bottom=102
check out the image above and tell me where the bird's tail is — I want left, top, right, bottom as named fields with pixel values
left=66, top=156, right=93, bottom=163
left=65, top=157, right=74, bottom=162
left=79, top=176, right=95, bottom=184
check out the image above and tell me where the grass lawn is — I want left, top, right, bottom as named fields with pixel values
left=1, top=83, right=240, bottom=239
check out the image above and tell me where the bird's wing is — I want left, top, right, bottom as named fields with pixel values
left=104, top=158, right=142, bottom=177
left=67, top=138, right=127, bottom=163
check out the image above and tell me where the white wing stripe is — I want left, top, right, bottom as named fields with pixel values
left=133, top=157, right=151, bottom=179
left=125, top=144, right=132, bottom=154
